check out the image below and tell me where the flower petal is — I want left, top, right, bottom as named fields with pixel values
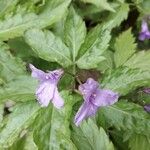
left=36, top=81, right=56, bottom=107
left=29, top=64, right=46, bottom=80
left=52, top=88, right=64, bottom=109
left=144, top=104, right=150, bottom=112
left=141, top=20, right=149, bottom=33
left=74, top=102, right=98, bottom=126
left=139, top=33, right=147, bottom=41
left=92, top=89, right=119, bottom=107
left=79, top=78, right=99, bottom=102
left=143, top=88, right=150, bottom=94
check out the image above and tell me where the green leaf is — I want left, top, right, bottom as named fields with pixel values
left=64, top=6, right=86, bottom=61
left=33, top=91, right=78, bottom=150
left=0, top=76, right=37, bottom=103
left=72, top=119, right=114, bottom=150
left=99, top=101, right=150, bottom=136
left=0, top=101, right=40, bottom=149
left=77, top=25, right=111, bottom=69
left=104, top=3, right=129, bottom=30
left=8, top=37, right=34, bottom=59
left=124, top=50, right=150, bottom=71
left=0, top=104, right=4, bottom=124
left=81, top=0, right=115, bottom=12
left=97, top=50, right=114, bottom=72
left=24, top=132, right=38, bottom=150
left=8, top=132, right=38, bottom=150
left=0, top=0, right=18, bottom=18
left=114, top=29, right=136, bottom=67
left=129, top=134, right=150, bottom=150
left=102, top=67, right=150, bottom=95
left=0, top=42, right=25, bottom=82
left=24, top=29, right=72, bottom=67
left=0, top=0, right=71, bottom=40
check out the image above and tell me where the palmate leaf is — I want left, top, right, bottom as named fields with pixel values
left=24, top=29, right=72, bottom=67
left=64, top=6, right=86, bottom=62
left=80, top=0, right=115, bottom=12
left=72, top=119, right=114, bottom=150
left=0, top=42, right=25, bottom=82
left=124, top=50, right=150, bottom=71
left=77, top=24, right=111, bottom=69
left=114, top=29, right=136, bottom=67
left=128, top=134, right=150, bottom=150
left=33, top=91, right=78, bottom=150
left=101, top=67, right=150, bottom=95
left=0, top=101, right=40, bottom=149
left=99, top=101, right=150, bottom=136
left=0, top=0, right=71, bottom=40
left=0, top=76, right=37, bottom=103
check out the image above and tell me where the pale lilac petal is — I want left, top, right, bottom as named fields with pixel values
left=29, top=64, right=46, bottom=80
left=74, top=102, right=98, bottom=126
left=141, top=20, right=149, bottom=32
left=139, top=21, right=150, bottom=41
left=143, top=88, right=150, bottom=94
left=92, top=89, right=119, bottom=107
left=47, top=69, right=64, bottom=81
left=139, top=33, right=147, bottom=41
left=144, top=104, right=150, bottom=112
left=52, top=88, right=64, bottom=109
left=79, top=78, right=99, bottom=102
left=36, top=82, right=56, bottom=107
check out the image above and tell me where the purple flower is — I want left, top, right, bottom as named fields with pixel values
left=139, top=20, right=150, bottom=41
left=74, top=78, right=119, bottom=126
left=144, top=104, right=150, bottom=112
left=29, top=64, right=64, bottom=108
left=143, top=88, right=150, bottom=94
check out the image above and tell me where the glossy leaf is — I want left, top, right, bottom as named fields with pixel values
left=64, top=6, right=86, bottom=61
left=102, top=67, right=150, bottom=95
left=0, top=102, right=40, bottom=149
left=125, top=50, right=150, bottom=71
left=104, top=3, right=129, bottom=30
left=25, top=29, right=72, bottom=67
left=129, top=134, right=150, bottom=150
left=8, top=132, right=38, bottom=150
left=0, top=0, right=18, bottom=17
left=77, top=25, right=111, bottom=69
left=114, top=29, right=136, bottom=67
left=0, top=0, right=71, bottom=40
left=0, top=76, right=37, bottom=103
left=72, top=119, right=114, bottom=150
left=81, top=0, right=115, bottom=12
left=0, top=42, right=25, bottom=82
left=99, top=101, right=150, bottom=136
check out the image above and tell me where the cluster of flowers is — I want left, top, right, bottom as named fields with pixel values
left=29, top=64, right=119, bottom=126
left=29, top=18, right=150, bottom=126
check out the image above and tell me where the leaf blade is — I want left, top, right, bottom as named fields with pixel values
left=64, top=6, right=86, bottom=61
left=72, top=119, right=114, bottom=150
left=0, top=102, right=40, bottom=149
left=0, top=0, right=71, bottom=40
left=77, top=25, right=111, bottom=69
left=24, top=29, right=72, bottom=67
left=114, top=29, right=136, bottom=67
